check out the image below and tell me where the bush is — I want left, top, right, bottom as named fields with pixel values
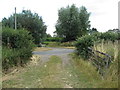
left=2, top=28, right=35, bottom=71
left=118, top=33, right=120, bottom=40
left=75, top=32, right=119, bottom=59
left=75, top=32, right=119, bottom=87
left=60, top=41, right=75, bottom=47
left=45, top=42, right=61, bottom=47
left=99, top=32, right=118, bottom=41
left=75, top=35, right=95, bottom=59
left=45, top=37, right=63, bottom=42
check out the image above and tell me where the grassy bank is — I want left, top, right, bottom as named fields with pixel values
left=93, top=40, right=119, bottom=84
left=69, top=40, right=119, bottom=88
left=2, top=56, right=64, bottom=88
left=69, top=53, right=118, bottom=88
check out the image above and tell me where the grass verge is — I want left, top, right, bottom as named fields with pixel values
left=68, top=53, right=118, bottom=88
left=2, top=55, right=64, bottom=88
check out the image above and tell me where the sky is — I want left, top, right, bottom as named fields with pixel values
left=0, top=0, right=119, bottom=36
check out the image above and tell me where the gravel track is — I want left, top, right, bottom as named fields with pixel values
left=33, top=48, right=75, bottom=65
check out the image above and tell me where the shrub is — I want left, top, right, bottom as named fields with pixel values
left=46, top=42, right=61, bottom=47
left=75, top=32, right=119, bottom=59
left=118, top=33, right=120, bottom=40
left=2, top=28, right=34, bottom=49
left=99, top=32, right=118, bottom=42
left=75, top=35, right=95, bottom=59
left=75, top=32, right=119, bottom=87
left=2, top=28, right=35, bottom=71
left=60, top=41, right=75, bottom=47
left=45, top=37, right=63, bottom=42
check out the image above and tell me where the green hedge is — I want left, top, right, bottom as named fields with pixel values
left=60, top=41, right=75, bottom=47
left=75, top=32, right=119, bottom=59
left=2, top=28, right=35, bottom=71
left=75, top=35, right=95, bottom=59
left=45, top=37, right=63, bottom=42
left=99, top=32, right=119, bottom=41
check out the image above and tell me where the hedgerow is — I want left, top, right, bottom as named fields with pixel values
left=75, top=32, right=119, bottom=59
left=45, top=37, right=63, bottom=42
left=99, top=32, right=119, bottom=41
left=2, top=28, right=35, bottom=71
left=75, top=35, right=95, bottom=59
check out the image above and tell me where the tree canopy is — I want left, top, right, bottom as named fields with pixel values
left=2, top=10, right=47, bottom=45
left=89, top=28, right=98, bottom=35
left=55, top=4, right=91, bottom=41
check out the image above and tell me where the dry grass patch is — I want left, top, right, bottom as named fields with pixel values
left=33, top=47, right=52, bottom=51
left=30, top=55, right=41, bottom=65
left=2, top=55, right=41, bottom=82
left=63, top=47, right=75, bottom=49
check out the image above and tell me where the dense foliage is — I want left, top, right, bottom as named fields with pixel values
left=2, top=28, right=35, bottom=71
left=55, top=4, right=91, bottom=41
left=99, top=32, right=119, bottom=41
left=75, top=32, right=119, bottom=59
left=89, top=28, right=98, bottom=35
left=2, top=10, right=47, bottom=45
left=45, top=37, right=63, bottom=42
left=75, top=35, right=94, bottom=59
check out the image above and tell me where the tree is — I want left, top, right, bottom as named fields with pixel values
left=89, top=28, right=98, bottom=34
left=108, top=29, right=120, bottom=33
left=79, top=6, right=91, bottom=36
left=46, top=34, right=52, bottom=38
left=2, top=10, right=47, bottom=45
left=55, top=5, right=91, bottom=41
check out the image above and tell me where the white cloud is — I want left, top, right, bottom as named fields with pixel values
left=0, top=0, right=119, bottom=35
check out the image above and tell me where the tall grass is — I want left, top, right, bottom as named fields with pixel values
left=93, top=40, right=119, bottom=85
left=71, top=53, right=101, bottom=81
left=94, top=40, right=119, bottom=59
left=70, top=40, right=119, bottom=88
left=71, top=52, right=118, bottom=88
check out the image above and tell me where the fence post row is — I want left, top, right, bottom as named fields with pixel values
left=87, top=47, right=112, bottom=76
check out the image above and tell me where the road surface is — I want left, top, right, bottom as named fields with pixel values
left=33, top=47, right=74, bottom=55
left=33, top=48, right=75, bottom=65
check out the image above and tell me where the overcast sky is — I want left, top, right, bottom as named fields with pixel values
left=0, top=0, right=119, bottom=36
